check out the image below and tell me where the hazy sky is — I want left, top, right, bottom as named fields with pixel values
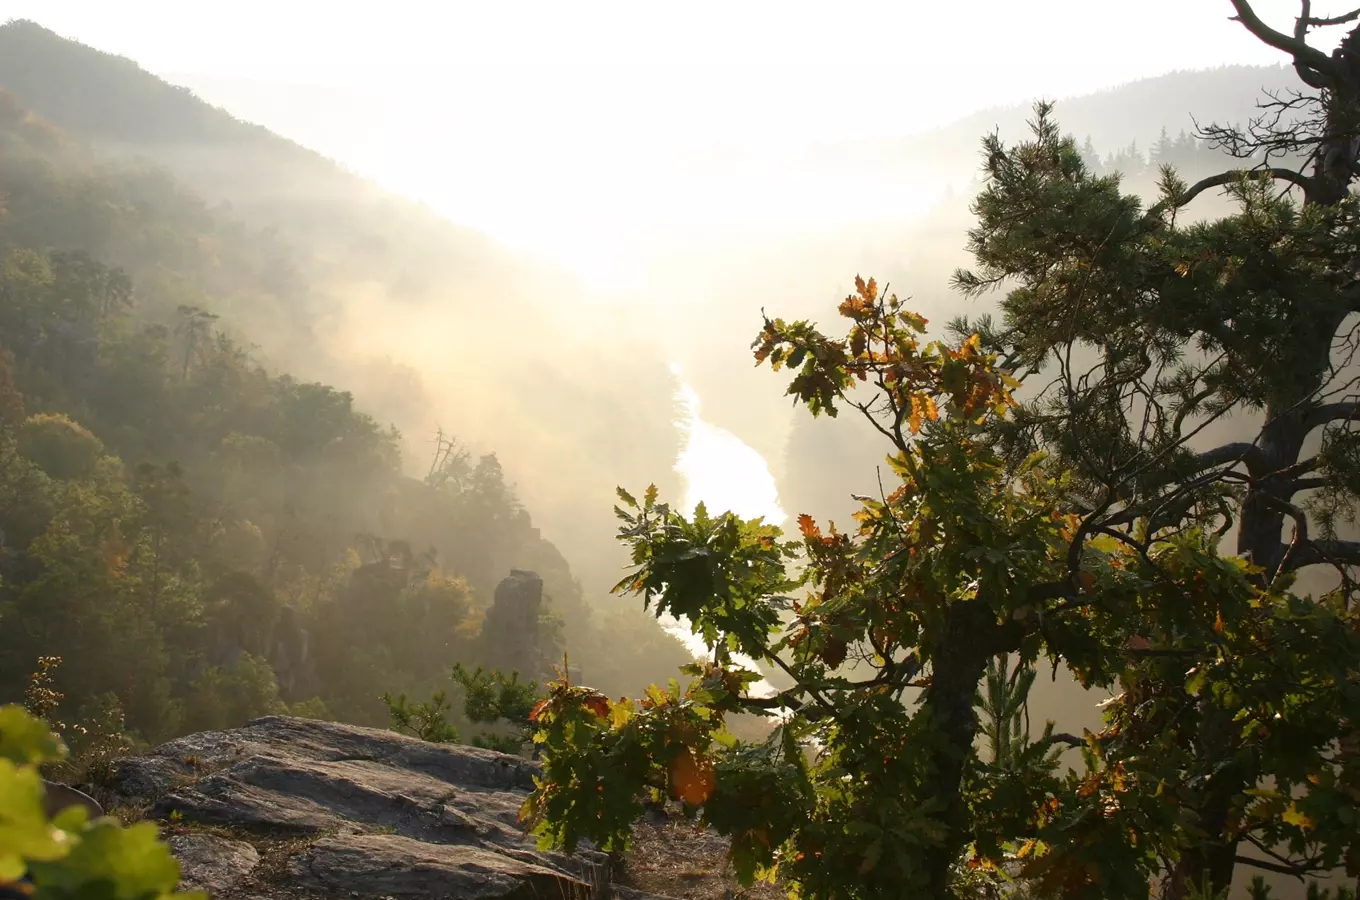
left=0, top=0, right=1323, bottom=282
left=0, top=0, right=1307, bottom=135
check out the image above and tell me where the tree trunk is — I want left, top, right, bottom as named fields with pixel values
left=1165, top=778, right=1240, bottom=900
left=1236, top=403, right=1308, bottom=573
left=920, top=600, right=1003, bottom=900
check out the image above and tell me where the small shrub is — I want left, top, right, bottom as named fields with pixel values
left=381, top=690, right=459, bottom=743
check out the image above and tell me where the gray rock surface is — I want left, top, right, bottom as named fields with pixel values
left=105, top=716, right=642, bottom=900
left=167, top=834, right=260, bottom=894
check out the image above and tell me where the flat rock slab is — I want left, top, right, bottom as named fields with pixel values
left=107, top=716, right=623, bottom=900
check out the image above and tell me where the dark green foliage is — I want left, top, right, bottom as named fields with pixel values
left=16, top=414, right=104, bottom=481
left=450, top=663, right=542, bottom=754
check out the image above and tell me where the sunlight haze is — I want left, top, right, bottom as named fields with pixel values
left=0, top=0, right=1312, bottom=285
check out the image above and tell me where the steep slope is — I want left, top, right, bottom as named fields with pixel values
left=0, top=18, right=685, bottom=602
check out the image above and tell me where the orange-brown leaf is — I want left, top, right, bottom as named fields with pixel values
left=908, top=395, right=923, bottom=435
left=849, top=326, right=868, bottom=358
left=669, top=747, right=716, bottom=806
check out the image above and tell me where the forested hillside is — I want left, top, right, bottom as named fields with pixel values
left=0, top=65, right=691, bottom=746
left=0, top=19, right=687, bottom=603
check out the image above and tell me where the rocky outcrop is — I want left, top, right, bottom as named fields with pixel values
left=106, top=716, right=654, bottom=900
left=480, top=569, right=548, bottom=678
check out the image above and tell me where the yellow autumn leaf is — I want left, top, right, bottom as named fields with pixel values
left=1282, top=803, right=1315, bottom=831
left=609, top=699, right=634, bottom=729
left=908, top=393, right=935, bottom=434
left=921, top=393, right=939, bottom=423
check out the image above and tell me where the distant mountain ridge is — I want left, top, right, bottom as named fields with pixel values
left=939, top=63, right=1292, bottom=147
left=817, top=63, right=1297, bottom=185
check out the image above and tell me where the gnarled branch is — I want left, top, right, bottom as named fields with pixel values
left=1303, top=399, right=1360, bottom=433
left=1283, top=537, right=1360, bottom=570
left=1302, top=5, right=1360, bottom=29
left=1234, top=854, right=1314, bottom=878
left=1230, top=0, right=1339, bottom=84
left=1190, top=441, right=1267, bottom=476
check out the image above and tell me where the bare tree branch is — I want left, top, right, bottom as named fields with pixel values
left=1230, top=0, right=1339, bottom=83
left=1234, top=854, right=1314, bottom=878
left=1303, top=6, right=1360, bottom=29
left=1191, top=441, right=1267, bottom=476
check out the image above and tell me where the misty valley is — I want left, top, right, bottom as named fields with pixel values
left=1, top=5, right=1359, bottom=900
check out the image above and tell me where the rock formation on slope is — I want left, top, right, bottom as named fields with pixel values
left=105, top=716, right=664, bottom=899
left=480, top=569, right=549, bottom=680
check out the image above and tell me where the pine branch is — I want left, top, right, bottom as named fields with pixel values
left=1234, top=854, right=1316, bottom=878
left=1191, top=441, right=1267, bottom=475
